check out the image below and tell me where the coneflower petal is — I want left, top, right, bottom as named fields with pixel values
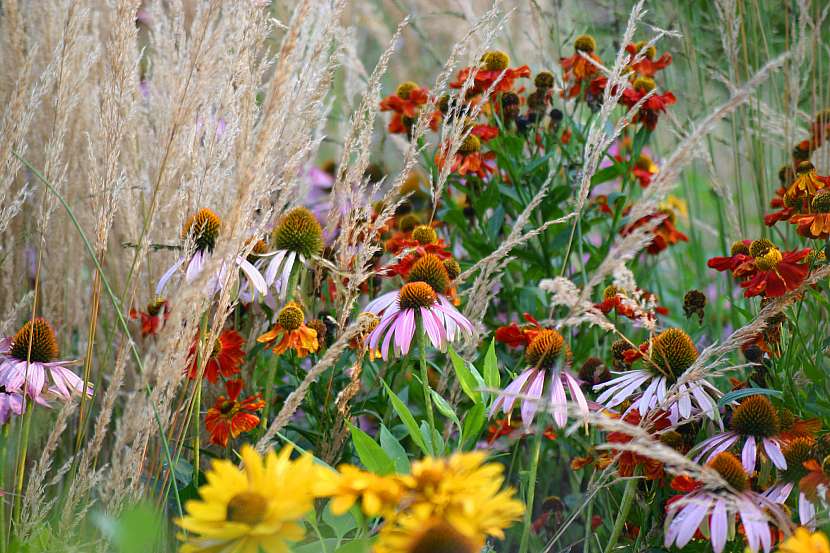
left=522, top=370, right=545, bottom=426
left=742, top=435, right=757, bottom=474
left=549, top=372, right=567, bottom=428
left=762, top=438, right=786, bottom=470
left=156, top=256, right=186, bottom=295
left=710, top=499, right=728, bottom=553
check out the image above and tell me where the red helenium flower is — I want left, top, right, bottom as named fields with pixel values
left=187, top=329, right=245, bottom=383
left=204, top=379, right=265, bottom=447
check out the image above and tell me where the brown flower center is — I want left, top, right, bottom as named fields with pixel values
left=408, top=521, right=476, bottom=553
left=411, top=225, right=438, bottom=245
left=182, top=208, right=221, bottom=252
left=277, top=302, right=305, bottom=331
left=754, top=248, right=782, bottom=271
left=708, top=452, right=749, bottom=491
left=525, top=329, right=564, bottom=368
left=408, top=254, right=451, bottom=295
left=748, top=238, right=775, bottom=258
left=395, top=81, right=419, bottom=100
left=481, top=50, right=510, bottom=71
left=730, top=395, right=780, bottom=437
left=574, top=34, right=597, bottom=53
left=730, top=240, right=750, bottom=256
left=399, top=282, right=437, bottom=309
left=10, top=318, right=59, bottom=363
left=272, top=207, right=323, bottom=258
left=651, top=328, right=698, bottom=379
left=226, top=491, right=268, bottom=526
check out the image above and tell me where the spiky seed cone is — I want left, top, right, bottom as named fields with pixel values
left=730, top=395, right=780, bottom=437
left=395, top=81, right=419, bottom=100
left=226, top=492, right=268, bottom=525
left=501, top=91, right=520, bottom=107
left=525, top=329, right=564, bottom=368
left=408, top=521, right=476, bottom=553
left=10, top=318, right=59, bottom=363
left=411, top=225, right=438, bottom=245
left=574, top=34, right=597, bottom=52
left=611, top=338, right=633, bottom=368
left=749, top=238, right=775, bottom=258
left=782, top=437, right=815, bottom=482
left=812, top=190, right=830, bottom=213
left=399, top=282, right=437, bottom=309
left=408, top=254, right=451, bottom=295
left=398, top=213, right=420, bottom=233
left=442, top=258, right=461, bottom=280
left=277, top=302, right=305, bottom=331
left=708, top=452, right=749, bottom=491
left=272, top=207, right=323, bottom=258
left=458, top=134, right=481, bottom=154
left=481, top=50, right=510, bottom=71
left=633, top=40, right=656, bottom=59
left=730, top=240, right=750, bottom=256
left=534, top=71, right=554, bottom=89
left=651, top=328, right=698, bottom=379
left=183, top=208, right=221, bottom=251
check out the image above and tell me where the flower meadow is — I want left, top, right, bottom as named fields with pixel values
left=3, top=1, right=830, bottom=552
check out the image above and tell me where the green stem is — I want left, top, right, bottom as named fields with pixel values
left=518, top=429, right=543, bottom=553
left=12, top=405, right=34, bottom=526
left=603, top=474, right=638, bottom=553
left=416, top=316, right=436, bottom=455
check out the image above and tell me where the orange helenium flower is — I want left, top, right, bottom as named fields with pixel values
left=188, top=329, right=245, bottom=383
left=257, top=302, right=319, bottom=357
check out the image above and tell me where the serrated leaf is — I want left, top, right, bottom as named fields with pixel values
left=449, top=346, right=483, bottom=404
left=349, top=424, right=394, bottom=475
left=717, top=387, right=783, bottom=408
left=379, top=424, right=410, bottom=473
left=381, top=380, right=430, bottom=455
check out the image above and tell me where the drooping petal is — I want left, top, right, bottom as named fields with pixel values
left=155, top=256, right=186, bottom=295
left=237, top=257, right=268, bottom=296
left=521, top=370, right=546, bottom=426
left=710, top=499, right=728, bottom=553
left=549, top=371, right=567, bottom=428
left=742, top=435, right=757, bottom=474
left=762, top=438, right=787, bottom=470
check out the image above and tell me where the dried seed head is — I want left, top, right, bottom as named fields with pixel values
left=730, top=395, right=780, bottom=437
left=408, top=254, right=451, bottom=295
left=399, top=282, right=438, bottom=309
left=683, top=290, right=706, bottom=322
left=10, top=318, right=59, bottom=363
left=526, top=329, right=565, bottom=368
left=272, top=207, right=323, bottom=258
left=183, top=208, right=221, bottom=251
left=534, top=71, right=554, bottom=89
left=708, top=452, right=749, bottom=491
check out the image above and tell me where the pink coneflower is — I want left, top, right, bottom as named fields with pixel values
left=0, top=390, right=24, bottom=424
left=665, top=452, right=787, bottom=553
left=690, top=395, right=787, bottom=474
left=490, top=328, right=588, bottom=428
left=0, top=318, right=90, bottom=405
left=763, top=437, right=818, bottom=529
left=364, top=282, right=473, bottom=360
left=260, top=207, right=323, bottom=301
left=593, top=328, right=719, bottom=424
left=156, top=208, right=267, bottom=298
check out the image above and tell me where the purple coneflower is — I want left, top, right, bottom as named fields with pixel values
left=259, top=207, right=323, bottom=301
left=365, top=282, right=472, bottom=359
left=0, top=318, right=90, bottom=405
left=593, top=328, right=719, bottom=424
left=690, top=395, right=786, bottom=474
left=490, top=328, right=588, bottom=428
left=665, top=452, right=787, bottom=553
left=156, top=208, right=267, bottom=298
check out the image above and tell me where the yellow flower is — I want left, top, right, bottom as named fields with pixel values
left=660, top=195, right=688, bottom=220
left=778, top=528, right=830, bottom=553
left=374, top=451, right=524, bottom=552
left=315, top=465, right=405, bottom=517
left=175, top=445, right=322, bottom=553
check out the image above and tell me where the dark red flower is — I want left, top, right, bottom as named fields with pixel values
left=494, top=313, right=542, bottom=348
left=625, top=42, right=672, bottom=77
left=129, top=298, right=170, bottom=337
left=379, top=82, right=430, bottom=135
left=620, top=78, right=676, bottom=131
left=204, top=379, right=264, bottom=447
left=187, top=329, right=245, bottom=383
left=764, top=186, right=796, bottom=227
left=740, top=247, right=811, bottom=298
left=607, top=410, right=671, bottom=480
left=560, top=35, right=603, bottom=99
left=450, top=51, right=531, bottom=94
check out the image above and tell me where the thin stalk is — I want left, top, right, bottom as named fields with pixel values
left=603, top=474, right=638, bottom=553
left=416, top=317, right=436, bottom=454
left=75, top=269, right=102, bottom=451
left=518, top=429, right=543, bottom=553
left=192, top=313, right=209, bottom=485
left=12, top=405, right=33, bottom=526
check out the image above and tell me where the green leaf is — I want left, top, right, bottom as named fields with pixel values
left=379, top=424, right=410, bottom=473
left=590, top=165, right=621, bottom=186
left=322, top=506, right=356, bottom=540
left=349, top=424, right=395, bottom=475
left=462, top=403, right=487, bottom=448
left=381, top=380, right=430, bottom=455
left=483, top=339, right=500, bottom=391
left=449, top=346, right=483, bottom=404
left=430, top=388, right=462, bottom=431
left=717, top=387, right=783, bottom=408
left=334, top=539, right=372, bottom=553
left=420, top=420, right=444, bottom=454
left=296, top=540, right=340, bottom=553
left=94, top=502, right=162, bottom=553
